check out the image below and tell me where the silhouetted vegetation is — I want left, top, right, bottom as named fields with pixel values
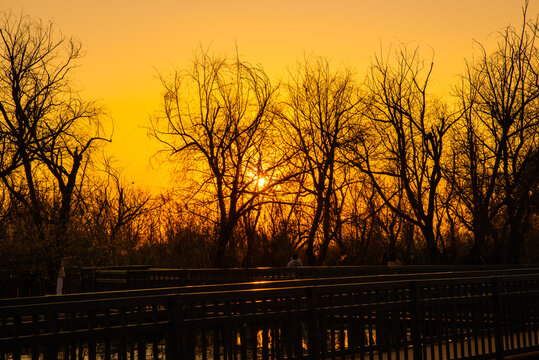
left=0, top=4, right=538, bottom=283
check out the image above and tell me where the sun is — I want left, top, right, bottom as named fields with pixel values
left=249, top=168, right=266, bottom=189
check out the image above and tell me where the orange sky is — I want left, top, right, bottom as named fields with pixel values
left=4, top=0, right=538, bottom=191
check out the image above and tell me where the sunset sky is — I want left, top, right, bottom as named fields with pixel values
left=3, top=0, right=538, bottom=191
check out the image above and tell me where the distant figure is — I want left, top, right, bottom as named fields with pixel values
left=56, top=258, right=67, bottom=295
left=287, top=254, right=303, bottom=268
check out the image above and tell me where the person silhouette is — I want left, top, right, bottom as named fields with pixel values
left=56, top=258, right=67, bottom=295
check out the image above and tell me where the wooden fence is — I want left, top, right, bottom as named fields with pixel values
left=3, top=265, right=538, bottom=297
left=0, top=271, right=48, bottom=298
left=3, top=267, right=539, bottom=310
left=0, top=266, right=151, bottom=298
left=75, top=264, right=539, bottom=293
left=1, top=272, right=539, bottom=359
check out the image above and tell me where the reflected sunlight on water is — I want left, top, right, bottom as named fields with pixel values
left=15, top=322, right=382, bottom=359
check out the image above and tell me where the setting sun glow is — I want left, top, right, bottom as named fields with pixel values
left=2, top=0, right=539, bottom=304
left=3, top=0, right=538, bottom=191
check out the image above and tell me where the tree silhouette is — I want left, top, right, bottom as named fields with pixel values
left=152, top=49, right=296, bottom=267
left=349, top=46, right=458, bottom=262
left=0, top=12, right=109, bottom=271
left=281, top=57, right=362, bottom=265
left=450, top=3, right=539, bottom=262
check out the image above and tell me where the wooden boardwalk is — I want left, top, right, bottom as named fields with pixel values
left=1, top=267, right=539, bottom=359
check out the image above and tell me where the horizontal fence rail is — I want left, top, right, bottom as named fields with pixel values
left=3, top=267, right=539, bottom=308
left=3, top=264, right=538, bottom=297
left=0, top=265, right=152, bottom=298
left=90, top=265, right=539, bottom=292
left=1, top=272, right=539, bottom=359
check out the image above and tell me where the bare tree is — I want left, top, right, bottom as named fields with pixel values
left=152, top=49, right=295, bottom=267
left=281, top=57, right=362, bottom=265
left=450, top=2, right=539, bottom=262
left=76, top=163, right=157, bottom=264
left=349, top=46, right=457, bottom=262
left=0, top=12, right=109, bottom=266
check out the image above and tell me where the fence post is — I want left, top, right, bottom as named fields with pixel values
left=409, top=281, right=422, bottom=360
left=493, top=277, right=504, bottom=360
left=307, top=286, right=321, bottom=359
left=126, top=271, right=134, bottom=290
left=166, top=294, right=182, bottom=360
left=88, top=268, right=96, bottom=293
left=44, top=312, right=58, bottom=360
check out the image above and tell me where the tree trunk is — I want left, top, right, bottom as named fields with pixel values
left=214, top=221, right=234, bottom=267
left=421, top=224, right=440, bottom=264
left=306, top=197, right=324, bottom=266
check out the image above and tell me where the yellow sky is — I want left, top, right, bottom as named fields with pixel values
left=3, top=0, right=538, bottom=191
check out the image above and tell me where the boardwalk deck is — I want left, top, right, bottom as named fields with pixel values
left=1, top=269, right=539, bottom=359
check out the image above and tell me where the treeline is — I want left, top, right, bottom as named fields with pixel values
left=0, top=7, right=538, bottom=279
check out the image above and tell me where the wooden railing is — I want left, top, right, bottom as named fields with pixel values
left=0, top=271, right=50, bottom=298
left=3, top=265, right=538, bottom=297
left=86, top=264, right=539, bottom=292
left=1, top=272, right=539, bottom=359
left=3, top=267, right=539, bottom=308
left=0, top=265, right=151, bottom=298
